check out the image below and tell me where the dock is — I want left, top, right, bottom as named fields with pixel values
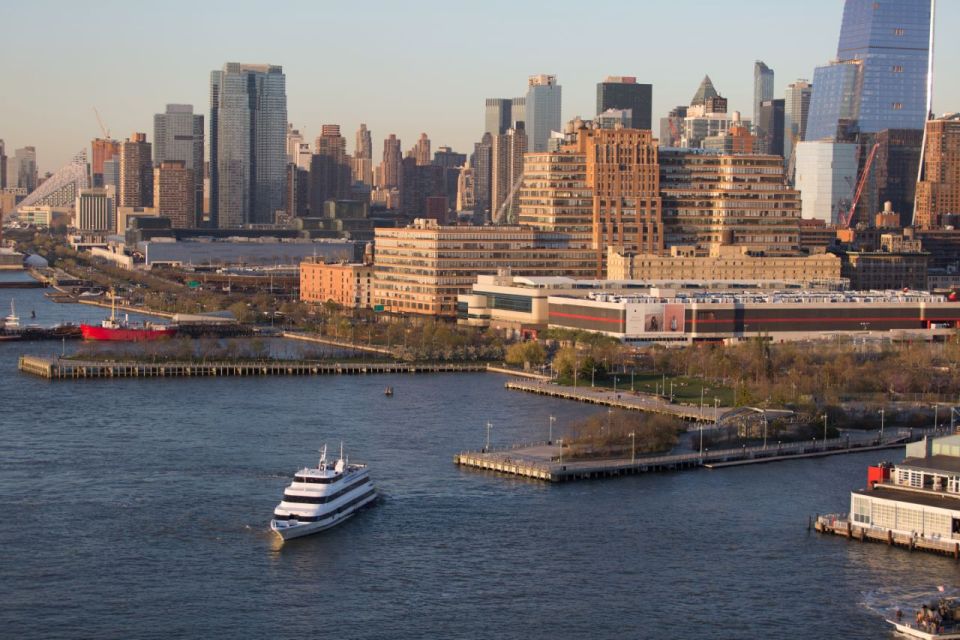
left=281, top=331, right=395, bottom=356
left=815, top=514, right=960, bottom=559
left=504, top=379, right=719, bottom=420
left=18, top=355, right=486, bottom=380
left=455, top=432, right=916, bottom=483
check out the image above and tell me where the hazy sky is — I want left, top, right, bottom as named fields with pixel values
left=2, top=0, right=957, bottom=174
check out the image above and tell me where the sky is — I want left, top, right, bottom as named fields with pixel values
left=2, top=0, right=958, bottom=174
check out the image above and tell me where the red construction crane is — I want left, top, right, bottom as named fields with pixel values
left=839, top=142, right=880, bottom=228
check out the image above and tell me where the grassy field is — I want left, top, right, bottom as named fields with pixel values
left=558, top=371, right=737, bottom=407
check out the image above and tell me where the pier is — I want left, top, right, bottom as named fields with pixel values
left=504, top=379, right=720, bottom=420
left=815, top=515, right=960, bottom=559
left=455, top=432, right=916, bottom=483
left=18, top=355, right=486, bottom=380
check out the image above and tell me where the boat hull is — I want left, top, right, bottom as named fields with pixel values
left=888, top=620, right=960, bottom=639
left=270, top=492, right=377, bottom=541
left=80, top=324, right=177, bottom=341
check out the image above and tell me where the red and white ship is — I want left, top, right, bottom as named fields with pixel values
left=80, top=295, right=177, bottom=341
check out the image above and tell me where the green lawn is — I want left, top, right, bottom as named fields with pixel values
left=558, top=371, right=737, bottom=407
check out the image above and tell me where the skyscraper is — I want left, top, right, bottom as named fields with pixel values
left=209, top=63, right=287, bottom=227
left=119, top=133, right=153, bottom=208
left=0, top=139, right=6, bottom=189
left=783, top=79, right=813, bottom=165
left=473, top=133, right=493, bottom=218
left=491, top=125, right=527, bottom=223
left=309, top=125, right=352, bottom=213
left=14, top=147, right=37, bottom=192
left=915, top=114, right=960, bottom=229
left=806, top=0, right=931, bottom=141
left=525, top=75, right=561, bottom=153
left=753, top=61, right=774, bottom=130
left=154, top=161, right=195, bottom=228
left=485, top=99, right=513, bottom=137
left=413, top=133, right=431, bottom=166
left=596, top=77, right=652, bottom=130
left=353, top=124, right=373, bottom=186
left=380, top=134, right=402, bottom=190
left=90, top=138, right=120, bottom=188
left=757, top=99, right=785, bottom=157
left=76, top=188, right=114, bottom=231
left=154, top=104, right=203, bottom=220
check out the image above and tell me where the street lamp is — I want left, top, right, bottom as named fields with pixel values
left=714, top=397, right=720, bottom=426
left=630, top=431, right=636, bottom=462
left=879, top=408, right=885, bottom=441
left=558, top=438, right=564, bottom=465
left=613, top=376, right=618, bottom=392
left=485, top=421, right=493, bottom=451
left=823, top=414, right=828, bottom=449
left=699, top=421, right=704, bottom=457
left=549, top=415, right=556, bottom=444
left=591, top=367, right=596, bottom=388
left=934, top=403, right=939, bottom=433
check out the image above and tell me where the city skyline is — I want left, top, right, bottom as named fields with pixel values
left=2, top=0, right=959, bottom=173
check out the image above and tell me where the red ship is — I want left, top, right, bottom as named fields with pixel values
left=80, top=295, right=177, bottom=341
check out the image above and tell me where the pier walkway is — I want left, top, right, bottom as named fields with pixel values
left=18, top=355, right=486, bottom=380
left=504, top=379, right=724, bottom=421
left=456, top=430, right=917, bottom=483
left=815, top=514, right=960, bottom=559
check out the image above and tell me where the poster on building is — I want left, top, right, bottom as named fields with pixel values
left=664, top=303, right=685, bottom=333
left=644, top=311, right=664, bottom=332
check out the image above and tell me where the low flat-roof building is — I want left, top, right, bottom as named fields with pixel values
left=300, top=260, right=374, bottom=309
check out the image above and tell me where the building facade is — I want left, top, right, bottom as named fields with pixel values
left=372, top=220, right=595, bottom=316
left=154, top=104, right=203, bottom=220
left=783, top=79, right=812, bottom=167
left=299, top=260, right=374, bottom=308
left=794, top=141, right=858, bottom=224
left=491, top=126, right=527, bottom=223
left=153, top=161, right=195, bottom=228
left=596, top=76, right=652, bottom=130
left=14, top=146, right=37, bottom=193
left=517, top=149, right=591, bottom=232
left=915, top=115, right=960, bottom=229
left=209, top=62, right=287, bottom=227
left=76, top=188, right=115, bottom=231
left=753, top=61, right=774, bottom=130
left=525, top=74, right=562, bottom=153
left=119, top=133, right=153, bottom=208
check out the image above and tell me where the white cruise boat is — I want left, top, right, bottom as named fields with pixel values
left=270, top=445, right=377, bottom=541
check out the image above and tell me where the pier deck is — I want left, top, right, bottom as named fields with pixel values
left=456, top=432, right=917, bottom=482
left=18, top=356, right=486, bottom=380
left=815, top=515, right=960, bottom=559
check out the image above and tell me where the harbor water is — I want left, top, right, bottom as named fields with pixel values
left=1, top=276, right=955, bottom=639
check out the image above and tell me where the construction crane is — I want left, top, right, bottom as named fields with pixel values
left=93, top=107, right=110, bottom=139
left=839, top=142, right=880, bottom=228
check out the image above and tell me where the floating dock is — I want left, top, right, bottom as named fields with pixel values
left=18, top=356, right=486, bottom=380
left=456, top=433, right=916, bottom=483
left=815, top=514, right=960, bottom=559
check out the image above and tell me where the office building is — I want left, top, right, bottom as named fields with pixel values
left=681, top=77, right=749, bottom=149
left=596, top=76, right=652, bottom=130
left=14, top=147, right=37, bottom=192
left=806, top=0, right=931, bottom=141
left=473, top=133, right=493, bottom=216
left=491, top=125, right=527, bottom=223
left=300, top=260, right=374, bottom=308
left=525, top=74, right=562, bottom=152
left=851, top=128, right=923, bottom=226
left=456, top=159, right=475, bottom=212
left=794, top=141, right=859, bottom=224
left=372, top=219, right=595, bottom=316
left=154, top=161, right=195, bottom=228
left=102, top=158, right=120, bottom=191
left=76, top=187, right=115, bottom=231
left=757, top=99, right=785, bottom=156
left=518, top=149, right=591, bottom=232
left=413, top=133, right=431, bottom=166
left=154, top=104, right=203, bottom=218
left=659, top=106, right=688, bottom=148
left=915, top=114, right=960, bottom=229
left=400, top=157, right=446, bottom=220
left=660, top=149, right=801, bottom=252
left=702, top=122, right=757, bottom=154
left=119, top=133, right=153, bottom=208
left=485, top=97, right=525, bottom=136
left=353, top=124, right=373, bottom=186
left=753, top=61, right=774, bottom=130
left=783, top=80, right=813, bottom=167
left=286, top=124, right=304, bottom=164
left=0, top=139, right=6, bottom=189
left=209, top=62, right=287, bottom=227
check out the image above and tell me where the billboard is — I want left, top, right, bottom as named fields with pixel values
left=626, top=302, right=686, bottom=335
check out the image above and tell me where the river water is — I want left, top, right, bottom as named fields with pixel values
left=1, top=274, right=955, bottom=639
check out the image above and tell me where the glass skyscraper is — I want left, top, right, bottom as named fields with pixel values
left=209, top=63, right=287, bottom=228
left=806, top=0, right=931, bottom=141
left=525, top=75, right=561, bottom=153
left=154, top=104, right=204, bottom=223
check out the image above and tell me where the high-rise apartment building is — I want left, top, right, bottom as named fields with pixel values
left=525, top=75, right=561, bottom=153
left=413, top=133, right=431, bottom=166
left=119, top=133, right=153, bottom=208
left=75, top=187, right=115, bottom=231
left=102, top=158, right=120, bottom=192
left=154, top=104, right=203, bottom=219
left=286, top=124, right=304, bottom=164
left=757, top=99, right=785, bottom=157
left=353, top=124, right=373, bottom=186
left=209, top=62, right=287, bottom=227
left=379, top=134, right=402, bottom=190
left=473, top=133, right=493, bottom=217
left=794, top=141, right=859, bottom=224
left=400, top=157, right=447, bottom=219
left=153, top=160, right=195, bottom=228
left=753, top=61, right=774, bottom=130
left=310, top=125, right=352, bottom=213
left=0, top=139, right=6, bottom=189
left=14, top=147, right=37, bottom=193
left=596, top=77, right=652, bottom=130
left=806, top=0, right=931, bottom=141
left=915, top=115, right=960, bottom=229
left=456, top=159, right=475, bottom=212
left=491, top=125, right=527, bottom=223
left=660, top=150, right=801, bottom=251
left=783, top=80, right=813, bottom=167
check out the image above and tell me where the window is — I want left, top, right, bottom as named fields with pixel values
left=892, top=65, right=903, bottom=73
left=893, top=103, right=903, bottom=110
left=894, top=28, right=905, bottom=36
